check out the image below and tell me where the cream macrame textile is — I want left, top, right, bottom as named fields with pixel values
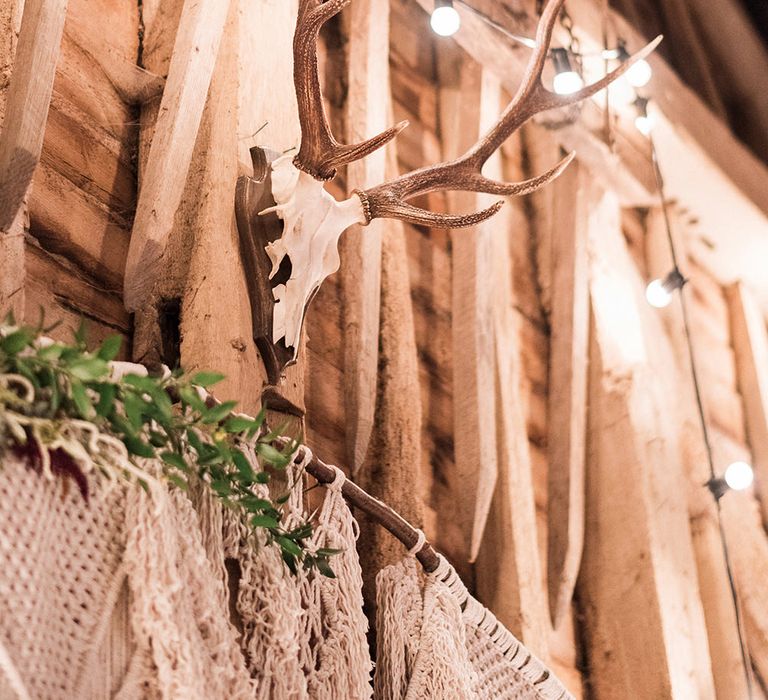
left=0, top=438, right=371, bottom=699
left=375, top=555, right=574, bottom=700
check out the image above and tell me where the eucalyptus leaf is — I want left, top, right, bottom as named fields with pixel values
left=191, top=371, right=225, bottom=388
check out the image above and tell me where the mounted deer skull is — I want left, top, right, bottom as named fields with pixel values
left=236, top=0, right=660, bottom=379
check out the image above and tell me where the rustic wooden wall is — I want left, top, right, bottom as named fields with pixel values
left=2, top=0, right=768, bottom=697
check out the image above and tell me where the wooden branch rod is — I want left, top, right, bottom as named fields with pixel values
left=282, top=441, right=441, bottom=573
left=188, top=386, right=442, bottom=572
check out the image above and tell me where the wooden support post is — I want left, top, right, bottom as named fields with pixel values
left=726, top=281, right=768, bottom=528
left=0, top=0, right=67, bottom=231
left=437, top=55, right=547, bottom=650
left=546, top=160, right=590, bottom=629
left=340, top=0, right=389, bottom=473
left=580, top=185, right=716, bottom=699
left=357, top=143, right=424, bottom=606
left=0, top=0, right=68, bottom=318
left=645, top=209, right=753, bottom=699
left=124, top=0, right=232, bottom=312
left=437, top=48, right=497, bottom=563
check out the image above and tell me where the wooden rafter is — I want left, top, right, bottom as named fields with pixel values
left=0, top=0, right=68, bottom=232
left=123, top=0, right=232, bottom=312
left=340, top=0, right=389, bottom=473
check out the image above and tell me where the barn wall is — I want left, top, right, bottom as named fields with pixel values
left=2, top=0, right=768, bottom=697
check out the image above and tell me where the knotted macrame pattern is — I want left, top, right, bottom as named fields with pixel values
left=374, top=556, right=574, bottom=700
left=0, top=439, right=371, bottom=699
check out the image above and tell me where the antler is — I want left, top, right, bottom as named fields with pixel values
left=354, top=0, right=662, bottom=228
left=293, top=0, right=408, bottom=180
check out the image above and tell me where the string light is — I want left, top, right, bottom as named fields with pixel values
left=634, top=96, right=655, bottom=136
left=551, top=48, right=584, bottom=95
left=431, top=0, right=461, bottom=37
left=707, top=462, right=755, bottom=500
left=725, top=461, right=755, bottom=491
left=645, top=268, right=685, bottom=308
left=617, top=42, right=653, bottom=88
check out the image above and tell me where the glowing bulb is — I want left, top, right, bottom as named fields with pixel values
left=724, top=461, right=754, bottom=491
left=608, top=77, right=637, bottom=107
left=626, top=59, right=652, bottom=88
left=645, top=279, right=672, bottom=308
left=553, top=71, right=583, bottom=96
left=430, top=5, right=460, bottom=36
left=635, top=113, right=654, bottom=136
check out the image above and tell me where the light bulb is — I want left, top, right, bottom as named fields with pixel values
left=430, top=5, right=460, bottom=37
left=635, top=113, right=654, bottom=136
left=551, top=48, right=583, bottom=96
left=608, top=77, right=637, bottom=107
left=645, top=279, right=672, bottom=308
left=626, top=59, right=652, bottom=88
left=724, top=461, right=754, bottom=491
left=553, top=71, right=583, bottom=96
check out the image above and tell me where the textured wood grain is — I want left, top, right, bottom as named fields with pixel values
left=124, top=0, right=232, bottom=311
left=0, top=0, right=68, bottom=232
left=438, top=46, right=497, bottom=563
left=340, top=0, right=389, bottom=473
left=726, top=282, right=768, bottom=528
left=581, top=186, right=716, bottom=700
left=546, top=161, right=590, bottom=629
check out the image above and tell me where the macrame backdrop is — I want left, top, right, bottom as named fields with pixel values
left=0, top=443, right=371, bottom=699
left=375, top=557, right=574, bottom=700
left=0, top=411, right=571, bottom=699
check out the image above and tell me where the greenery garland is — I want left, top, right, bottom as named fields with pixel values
left=0, top=315, right=336, bottom=578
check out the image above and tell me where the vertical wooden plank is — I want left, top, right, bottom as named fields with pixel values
left=124, top=0, right=232, bottom=311
left=0, top=0, right=67, bottom=318
left=438, top=45, right=497, bottom=564
left=177, top=1, right=267, bottom=415
left=546, top=160, right=590, bottom=629
left=726, top=281, right=768, bottom=528
left=358, top=144, right=424, bottom=607
left=340, top=0, right=389, bottom=473
left=0, top=0, right=68, bottom=230
left=645, top=209, right=752, bottom=700
left=581, top=185, right=716, bottom=699
left=477, top=189, right=549, bottom=653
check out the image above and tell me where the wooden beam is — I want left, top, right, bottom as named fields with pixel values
left=123, top=0, right=232, bottom=311
left=645, top=210, right=754, bottom=699
left=580, top=184, right=716, bottom=699
left=440, top=64, right=548, bottom=652
left=546, top=160, right=590, bottom=629
left=726, top=281, right=768, bottom=528
left=357, top=143, right=425, bottom=608
left=340, top=0, right=389, bottom=473
left=0, top=0, right=68, bottom=232
left=717, top=436, right=768, bottom=690
left=438, top=46, right=497, bottom=562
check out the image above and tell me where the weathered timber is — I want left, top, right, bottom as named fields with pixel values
left=124, top=0, right=232, bottom=311
left=546, top=160, right=590, bottom=629
left=726, top=281, right=768, bottom=529
left=580, top=184, right=716, bottom=699
left=340, top=0, right=389, bottom=473
left=438, top=46, right=498, bottom=563
left=0, top=0, right=68, bottom=232
left=357, top=144, right=424, bottom=610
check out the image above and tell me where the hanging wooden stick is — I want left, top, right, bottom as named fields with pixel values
left=291, top=443, right=440, bottom=573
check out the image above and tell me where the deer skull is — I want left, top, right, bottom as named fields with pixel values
left=260, top=155, right=366, bottom=352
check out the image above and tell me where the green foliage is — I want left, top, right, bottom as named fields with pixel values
left=0, top=315, right=336, bottom=577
